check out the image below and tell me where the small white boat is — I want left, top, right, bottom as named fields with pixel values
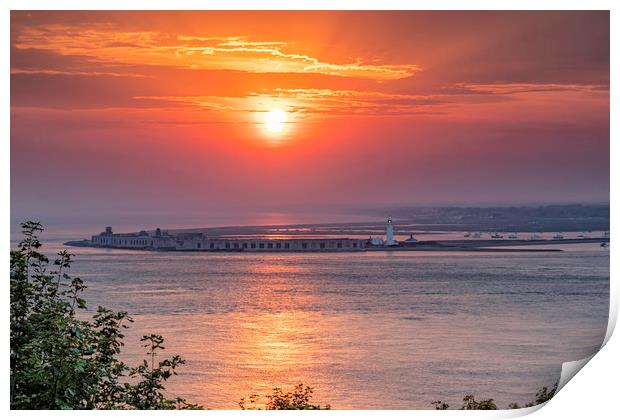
left=464, top=232, right=471, bottom=238
left=472, top=232, right=482, bottom=238
left=553, top=233, right=564, bottom=240
left=601, top=242, right=609, bottom=248
left=490, top=232, right=503, bottom=239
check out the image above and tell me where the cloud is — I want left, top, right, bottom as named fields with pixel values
left=10, top=68, right=147, bottom=78
left=456, top=83, right=609, bottom=95
left=191, top=40, right=419, bottom=80
left=132, top=83, right=609, bottom=120
left=10, top=15, right=609, bottom=118
left=133, top=88, right=450, bottom=118
left=12, top=25, right=420, bottom=81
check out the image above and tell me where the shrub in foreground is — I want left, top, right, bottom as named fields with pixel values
left=239, top=383, right=331, bottom=410
left=10, top=221, right=202, bottom=409
left=432, top=382, right=558, bottom=410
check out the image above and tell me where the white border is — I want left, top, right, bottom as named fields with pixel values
left=2, top=1, right=616, bottom=419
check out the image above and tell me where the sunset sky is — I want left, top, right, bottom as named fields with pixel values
left=10, top=11, right=610, bottom=231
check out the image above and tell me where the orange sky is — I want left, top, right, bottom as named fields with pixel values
left=10, top=11, right=610, bottom=230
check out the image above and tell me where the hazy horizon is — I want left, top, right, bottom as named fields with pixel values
left=11, top=201, right=610, bottom=240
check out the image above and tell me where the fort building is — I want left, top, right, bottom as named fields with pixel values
left=91, top=226, right=366, bottom=252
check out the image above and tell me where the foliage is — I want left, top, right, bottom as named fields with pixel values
left=512, top=382, right=559, bottom=409
left=10, top=221, right=202, bottom=410
left=239, top=383, right=331, bottom=410
left=432, top=394, right=496, bottom=410
left=122, top=334, right=202, bottom=409
left=432, top=382, right=558, bottom=410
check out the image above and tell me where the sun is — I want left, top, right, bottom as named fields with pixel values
left=263, top=108, right=287, bottom=134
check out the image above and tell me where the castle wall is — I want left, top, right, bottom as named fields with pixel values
left=201, top=238, right=365, bottom=251
left=91, top=234, right=153, bottom=248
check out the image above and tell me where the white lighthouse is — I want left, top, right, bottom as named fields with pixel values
left=385, top=217, right=397, bottom=246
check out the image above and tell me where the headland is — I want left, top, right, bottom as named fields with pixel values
left=64, top=218, right=609, bottom=253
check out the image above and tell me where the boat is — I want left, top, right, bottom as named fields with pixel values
left=553, top=233, right=564, bottom=240
left=404, top=234, right=419, bottom=244
left=490, top=232, right=503, bottom=239
left=464, top=232, right=471, bottom=238
left=601, top=242, right=609, bottom=248
left=472, top=232, right=482, bottom=238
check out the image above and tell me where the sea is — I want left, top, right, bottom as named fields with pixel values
left=17, top=236, right=610, bottom=409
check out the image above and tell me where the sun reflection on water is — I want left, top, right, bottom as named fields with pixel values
left=82, top=248, right=608, bottom=409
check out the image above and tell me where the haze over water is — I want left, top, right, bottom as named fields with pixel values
left=37, top=240, right=608, bottom=409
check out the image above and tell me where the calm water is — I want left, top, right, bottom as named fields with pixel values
left=36, top=241, right=609, bottom=409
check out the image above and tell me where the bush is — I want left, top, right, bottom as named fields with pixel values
left=432, top=382, right=558, bottom=410
left=10, top=221, right=202, bottom=409
left=239, top=383, right=331, bottom=410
